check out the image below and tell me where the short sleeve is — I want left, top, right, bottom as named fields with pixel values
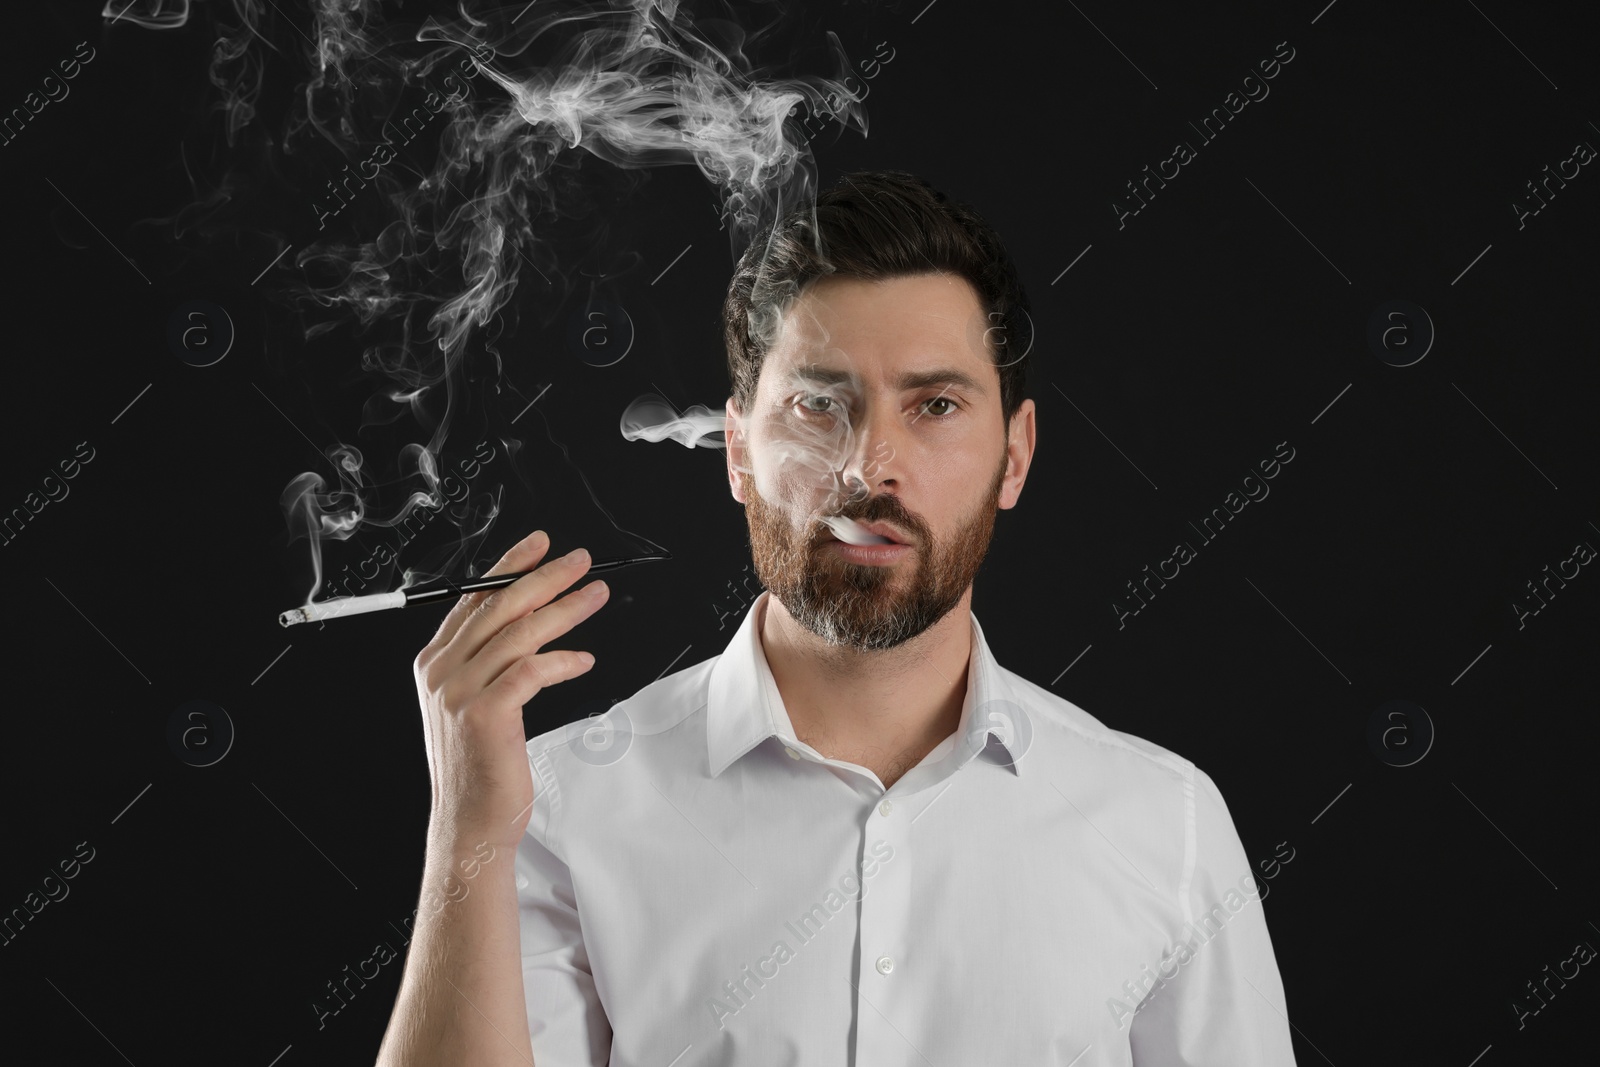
left=516, top=746, right=612, bottom=1066
left=1128, top=766, right=1298, bottom=1065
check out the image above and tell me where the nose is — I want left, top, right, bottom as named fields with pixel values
left=834, top=404, right=900, bottom=506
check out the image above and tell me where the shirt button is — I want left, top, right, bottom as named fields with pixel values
left=879, top=800, right=894, bottom=816
left=786, top=747, right=801, bottom=759
left=876, top=955, right=895, bottom=975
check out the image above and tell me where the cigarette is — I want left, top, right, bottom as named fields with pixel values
left=278, top=552, right=671, bottom=627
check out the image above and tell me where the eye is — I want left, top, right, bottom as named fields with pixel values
left=794, top=393, right=961, bottom=421
left=796, top=394, right=836, bottom=416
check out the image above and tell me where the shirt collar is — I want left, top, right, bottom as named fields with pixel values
left=707, top=590, right=1029, bottom=780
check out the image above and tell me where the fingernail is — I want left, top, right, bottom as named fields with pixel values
left=564, top=547, right=589, bottom=563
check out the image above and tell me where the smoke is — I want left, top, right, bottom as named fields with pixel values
left=101, top=1, right=196, bottom=32
left=137, top=0, right=873, bottom=606
left=619, top=393, right=726, bottom=448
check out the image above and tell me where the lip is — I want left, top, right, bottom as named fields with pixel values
left=826, top=539, right=912, bottom=566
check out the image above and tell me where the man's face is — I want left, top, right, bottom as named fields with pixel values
left=725, top=271, right=1035, bottom=652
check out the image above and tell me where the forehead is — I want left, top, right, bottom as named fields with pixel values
left=762, top=272, right=989, bottom=384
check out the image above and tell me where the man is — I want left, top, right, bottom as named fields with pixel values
left=379, top=171, right=1297, bottom=1065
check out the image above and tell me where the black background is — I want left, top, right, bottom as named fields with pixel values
left=2, top=1, right=1596, bottom=1064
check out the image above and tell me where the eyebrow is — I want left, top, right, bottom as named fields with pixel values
left=786, top=364, right=989, bottom=396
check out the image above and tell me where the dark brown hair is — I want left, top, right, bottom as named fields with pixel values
left=722, top=170, right=1032, bottom=427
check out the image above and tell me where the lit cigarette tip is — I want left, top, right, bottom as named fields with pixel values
left=275, top=590, right=408, bottom=628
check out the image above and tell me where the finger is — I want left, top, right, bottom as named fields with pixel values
left=426, top=529, right=551, bottom=655
left=446, top=545, right=594, bottom=668
left=458, top=578, right=609, bottom=697
left=480, top=647, right=596, bottom=712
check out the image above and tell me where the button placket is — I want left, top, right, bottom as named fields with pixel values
left=854, top=791, right=912, bottom=1061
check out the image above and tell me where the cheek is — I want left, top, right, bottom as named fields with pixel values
left=751, top=420, right=853, bottom=506
left=752, top=464, right=814, bottom=519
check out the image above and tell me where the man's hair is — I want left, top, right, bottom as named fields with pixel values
left=721, top=170, right=1032, bottom=428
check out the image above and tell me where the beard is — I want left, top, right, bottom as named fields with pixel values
left=740, top=445, right=1010, bottom=653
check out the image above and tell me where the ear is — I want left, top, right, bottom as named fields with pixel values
left=998, top=397, right=1036, bottom=510
left=726, top=397, right=748, bottom=504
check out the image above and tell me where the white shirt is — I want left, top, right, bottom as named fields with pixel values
left=516, top=590, right=1297, bottom=1065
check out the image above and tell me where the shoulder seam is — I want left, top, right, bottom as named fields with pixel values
left=1176, top=761, right=1197, bottom=926
left=1010, top=673, right=1191, bottom=780
left=528, top=744, right=563, bottom=852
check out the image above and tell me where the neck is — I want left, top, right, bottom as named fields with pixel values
left=757, top=590, right=973, bottom=763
